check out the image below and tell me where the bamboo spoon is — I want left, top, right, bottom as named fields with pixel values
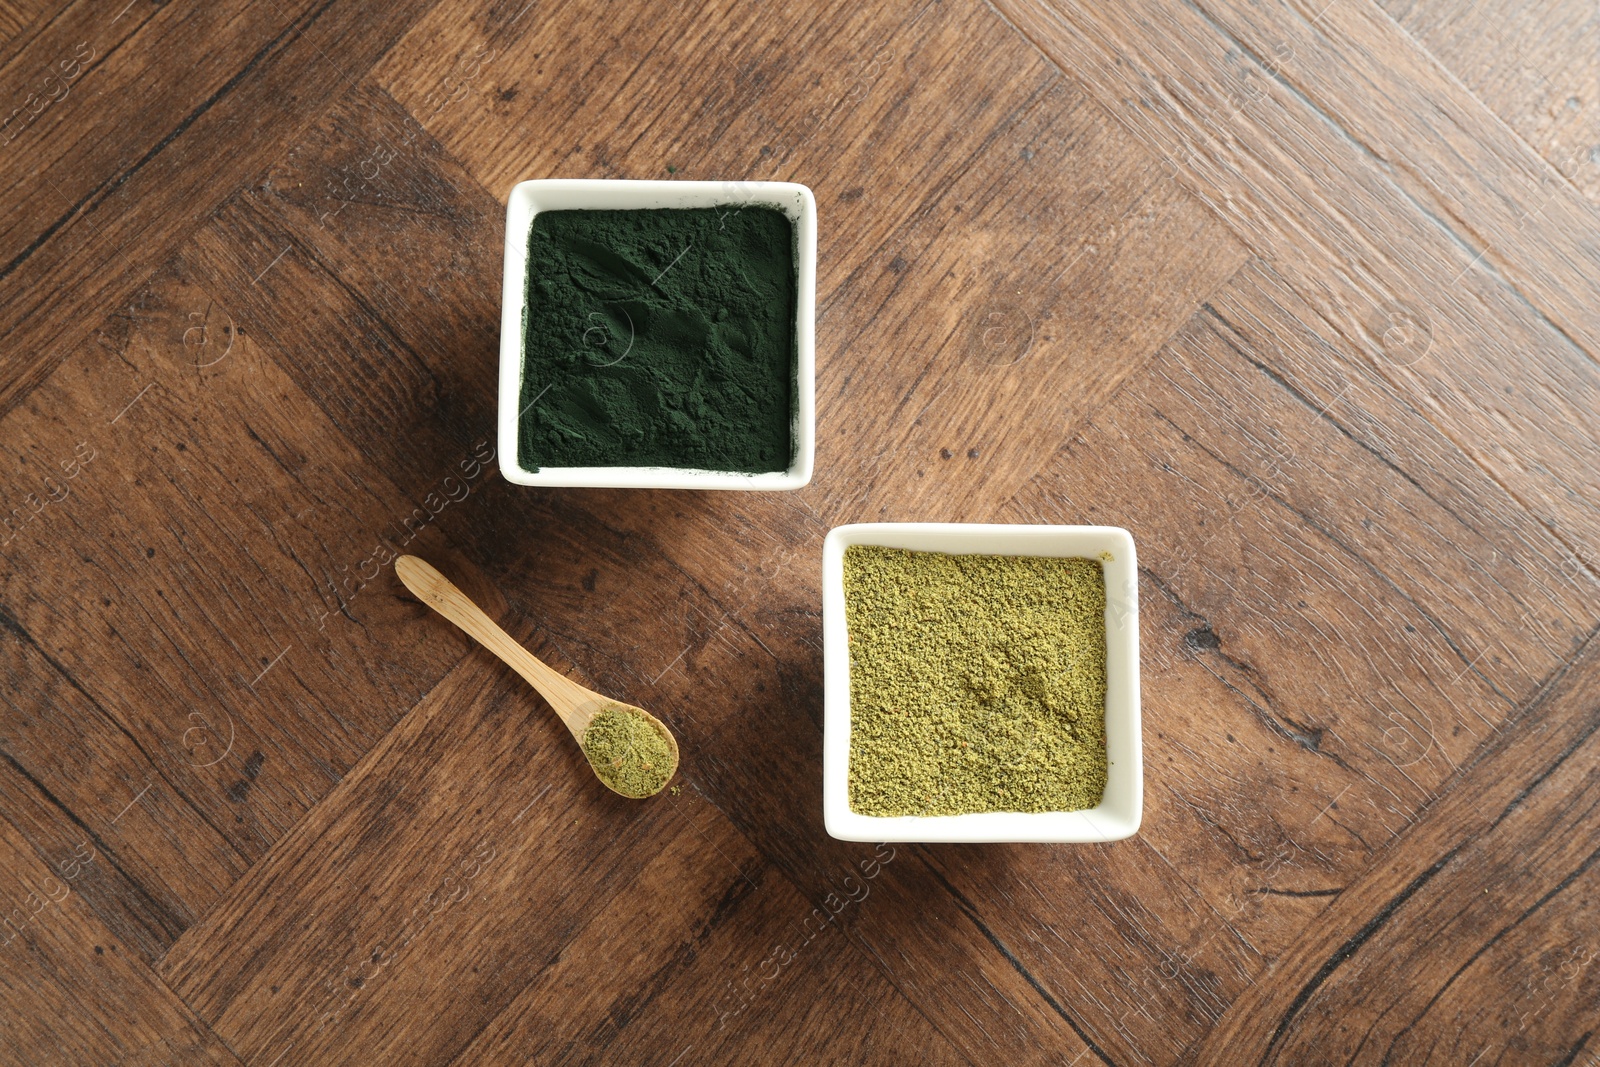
left=395, top=555, right=679, bottom=798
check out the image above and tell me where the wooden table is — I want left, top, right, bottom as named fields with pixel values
left=2, top=0, right=1597, bottom=1063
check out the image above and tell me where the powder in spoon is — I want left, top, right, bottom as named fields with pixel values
left=581, top=704, right=675, bottom=798
left=843, top=545, right=1108, bottom=816
left=517, top=205, right=796, bottom=473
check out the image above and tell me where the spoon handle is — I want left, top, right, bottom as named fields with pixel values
left=395, top=555, right=600, bottom=737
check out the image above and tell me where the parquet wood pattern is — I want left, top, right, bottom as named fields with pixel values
left=2, top=0, right=1596, bottom=1063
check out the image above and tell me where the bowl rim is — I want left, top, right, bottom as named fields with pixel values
left=497, top=178, right=817, bottom=490
left=822, top=522, right=1143, bottom=843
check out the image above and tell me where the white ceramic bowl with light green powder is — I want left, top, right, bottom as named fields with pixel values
left=821, top=523, right=1142, bottom=843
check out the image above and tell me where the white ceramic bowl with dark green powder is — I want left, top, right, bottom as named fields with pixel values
left=498, top=179, right=816, bottom=490
left=822, top=523, right=1143, bottom=843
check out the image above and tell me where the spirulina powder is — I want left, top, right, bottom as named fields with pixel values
left=517, top=206, right=796, bottom=473
left=844, top=546, right=1109, bottom=817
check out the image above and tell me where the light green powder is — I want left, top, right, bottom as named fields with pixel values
left=581, top=705, right=675, bottom=798
left=844, top=545, right=1109, bottom=816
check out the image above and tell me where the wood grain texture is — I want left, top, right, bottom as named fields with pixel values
left=1186, top=626, right=1600, bottom=1064
left=0, top=1, right=30, bottom=48
left=0, top=238, right=503, bottom=960
left=993, top=0, right=1600, bottom=566
left=0, top=810, right=241, bottom=1066
left=1380, top=0, right=1600, bottom=204
left=0, top=0, right=442, bottom=417
left=2, top=0, right=1599, bottom=1062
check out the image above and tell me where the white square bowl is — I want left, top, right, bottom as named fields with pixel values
left=498, top=178, right=816, bottom=490
left=822, top=523, right=1142, bottom=843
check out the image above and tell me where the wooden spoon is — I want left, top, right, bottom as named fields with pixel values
left=395, top=555, right=679, bottom=798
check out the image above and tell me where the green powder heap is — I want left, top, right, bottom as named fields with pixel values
left=844, top=546, right=1109, bottom=817
left=518, top=206, right=796, bottom=473
left=581, top=704, right=676, bottom=799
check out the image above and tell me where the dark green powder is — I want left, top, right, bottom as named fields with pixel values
left=844, top=546, right=1109, bottom=817
left=517, top=206, right=797, bottom=472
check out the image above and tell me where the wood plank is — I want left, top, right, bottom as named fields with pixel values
left=0, top=0, right=29, bottom=48
left=1186, top=626, right=1600, bottom=1063
left=0, top=604, right=247, bottom=963
left=1108, top=565, right=1359, bottom=946
left=1186, top=264, right=1591, bottom=700
left=819, top=155, right=1249, bottom=520
left=0, top=0, right=97, bottom=68
left=440, top=796, right=771, bottom=1064
left=996, top=0, right=1600, bottom=355
left=915, top=836, right=1258, bottom=1065
left=0, top=810, right=241, bottom=1067
left=452, top=820, right=968, bottom=1066
left=991, top=0, right=1600, bottom=567
left=375, top=0, right=971, bottom=203
left=1207, top=262, right=1598, bottom=683
left=0, top=239, right=507, bottom=957
left=1379, top=0, right=1600, bottom=204
left=0, top=0, right=163, bottom=253
left=0, top=0, right=441, bottom=420
left=839, top=848, right=1101, bottom=1066
left=192, top=84, right=505, bottom=515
